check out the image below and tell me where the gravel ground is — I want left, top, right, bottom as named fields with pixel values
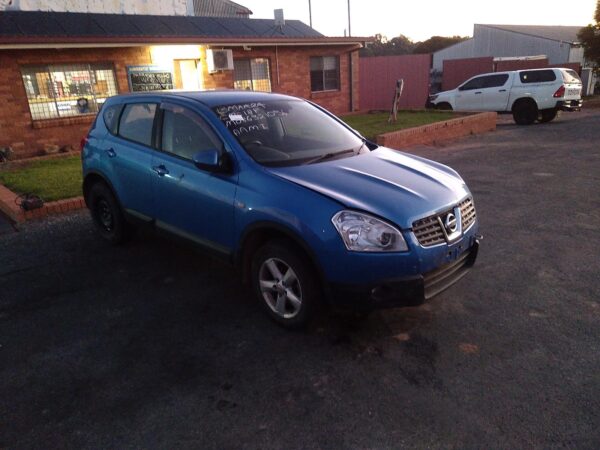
left=1, top=110, right=599, bottom=449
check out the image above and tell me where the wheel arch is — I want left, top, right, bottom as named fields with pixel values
left=83, top=170, right=120, bottom=207
left=511, top=96, right=538, bottom=112
left=236, top=221, right=327, bottom=290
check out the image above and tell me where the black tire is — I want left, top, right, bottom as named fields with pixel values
left=251, top=239, right=321, bottom=329
left=512, top=100, right=538, bottom=125
left=436, top=102, right=453, bottom=111
left=88, top=182, right=132, bottom=245
left=539, top=108, right=558, bottom=123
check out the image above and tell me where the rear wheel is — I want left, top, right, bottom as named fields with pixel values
left=539, top=108, right=558, bottom=123
left=512, top=100, right=538, bottom=125
left=88, top=182, right=132, bottom=245
left=251, top=240, right=320, bottom=329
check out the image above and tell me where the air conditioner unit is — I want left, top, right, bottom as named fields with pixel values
left=207, top=49, right=234, bottom=73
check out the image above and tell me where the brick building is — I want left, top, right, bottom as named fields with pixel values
left=0, top=10, right=368, bottom=159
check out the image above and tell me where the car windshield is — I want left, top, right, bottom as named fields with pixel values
left=213, top=99, right=363, bottom=167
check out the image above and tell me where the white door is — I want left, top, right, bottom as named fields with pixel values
left=178, top=60, right=201, bottom=91
left=455, top=75, right=485, bottom=111
left=478, top=73, right=511, bottom=111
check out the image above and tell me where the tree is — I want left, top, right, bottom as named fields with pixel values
left=360, top=34, right=415, bottom=57
left=578, top=0, right=600, bottom=71
left=412, top=35, right=469, bottom=55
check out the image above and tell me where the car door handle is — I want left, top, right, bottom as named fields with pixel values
left=499, top=89, right=507, bottom=92
left=106, top=148, right=116, bottom=158
left=474, top=91, right=482, bottom=94
left=152, top=165, right=169, bottom=176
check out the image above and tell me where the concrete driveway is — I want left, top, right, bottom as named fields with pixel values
left=1, top=110, right=599, bottom=449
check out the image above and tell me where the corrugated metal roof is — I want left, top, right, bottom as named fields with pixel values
left=0, top=10, right=324, bottom=40
left=478, top=24, right=583, bottom=44
left=193, top=0, right=253, bottom=18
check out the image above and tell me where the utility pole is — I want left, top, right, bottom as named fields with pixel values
left=347, top=0, right=351, bottom=37
left=308, top=0, right=312, bottom=28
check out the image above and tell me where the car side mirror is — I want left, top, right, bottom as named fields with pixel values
left=192, top=149, right=232, bottom=173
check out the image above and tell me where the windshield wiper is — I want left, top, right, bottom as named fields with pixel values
left=303, top=148, right=356, bottom=165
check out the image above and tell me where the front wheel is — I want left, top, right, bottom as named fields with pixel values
left=539, top=108, right=558, bottom=123
left=251, top=240, right=320, bottom=328
left=436, top=102, right=453, bottom=111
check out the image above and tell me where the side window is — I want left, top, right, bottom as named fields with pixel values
left=482, top=74, right=509, bottom=88
left=161, top=106, right=221, bottom=161
left=103, top=104, right=123, bottom=135
left=519, top=70, right=556, bottom=84
left=118, top=103, right=157, bottom=146
left=459, top=76, right=485, bottom=91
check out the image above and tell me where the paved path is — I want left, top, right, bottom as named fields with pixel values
left=1, top=110, right=599, bottom=449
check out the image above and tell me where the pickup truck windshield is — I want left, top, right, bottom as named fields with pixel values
left=213, top=99, right=363, bottom=167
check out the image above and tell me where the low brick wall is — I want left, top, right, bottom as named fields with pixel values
left=1, top=150, right=80, bottom=167
left=0, top=183, right=85, bottom=223
left=376, top=112, right=497, bottom=149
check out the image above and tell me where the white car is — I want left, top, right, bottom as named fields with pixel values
left=429, top=68, right=583, bottom=125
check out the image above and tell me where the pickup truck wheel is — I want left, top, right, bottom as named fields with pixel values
left=512, top=100, right=538, bottom=125
left=539, top=108, right=558, bottom=123
left=88, top=182, right=132, bottom=245
left=251, top=240, right=320, bottom=329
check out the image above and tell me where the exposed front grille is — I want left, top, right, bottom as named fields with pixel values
left=412, top=197, right=477, bottom=247
left=459, top=197, right=476, bottom=231
left=412, top=214, right=446, bottom=247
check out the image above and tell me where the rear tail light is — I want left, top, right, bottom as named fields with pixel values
left=80, top=136, right=88, bottom=152
left=553, top=85, right=565, bottom=98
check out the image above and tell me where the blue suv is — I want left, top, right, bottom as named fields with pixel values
left=82, top=91, right=480, bottom=328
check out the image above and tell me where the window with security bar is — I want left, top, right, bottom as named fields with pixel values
left=20, top=63, right=118, bottom=121
left=233, top=58, right=272, bottom=92
left=310, top=56, right=340, bottom=92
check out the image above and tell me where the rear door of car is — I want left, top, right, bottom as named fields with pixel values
left=151, top=101, right=238, bottom=255
left=103, top=100, right=159, bottom=220
left=560, top=69, right=583, bottom=100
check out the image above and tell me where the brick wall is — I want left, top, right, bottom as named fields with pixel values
left=203, top=45, right=360, bottom=115
left=1, top=44, right=359, bottom=159
left=0, top=47, right=152, bottom=159
left=376, top=112, right=497, bottom=149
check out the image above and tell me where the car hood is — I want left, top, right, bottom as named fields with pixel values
left=268, top=147, right=470, bottom=229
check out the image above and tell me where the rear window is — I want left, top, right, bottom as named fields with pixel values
left=562, top=69, right=581, bottom=84
left=519, top=70, right=556, bottom=84
left=103, top=104, right=123, bottom=135
left=118, top=103, right=157, bottom=147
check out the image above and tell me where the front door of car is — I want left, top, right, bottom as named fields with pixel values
left=455, top=76, right=485, bottom=111
left=477, top=74, right=511, bottom=111
left=151, top=102, right=238, bottom=255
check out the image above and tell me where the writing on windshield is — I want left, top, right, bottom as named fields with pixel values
left=215, top=103, right=288, bottom=137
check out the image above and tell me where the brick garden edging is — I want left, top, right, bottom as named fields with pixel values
left=0, top=183, right=84, bottom=223
left=376, top=112, right=497, bottom=149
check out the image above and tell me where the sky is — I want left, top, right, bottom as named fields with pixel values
left=240, top=0, right=598, bottom=41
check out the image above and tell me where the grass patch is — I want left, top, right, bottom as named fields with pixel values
left=342, top=111, right=454, bottom=141
left=0, top=156, right=82, bottom=202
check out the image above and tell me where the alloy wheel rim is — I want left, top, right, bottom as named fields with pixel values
left=258, top=257, right=302, bottom=319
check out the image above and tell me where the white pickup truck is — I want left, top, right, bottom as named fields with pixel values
left=428, top=68, right=583, bottom=125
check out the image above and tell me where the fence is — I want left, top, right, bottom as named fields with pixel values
left=359, top=54, right=431, bottom=110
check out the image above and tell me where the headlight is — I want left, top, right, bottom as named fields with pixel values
left=429, top=94, right=439, bottom=101
left=331, top=210, right=408, bottom=252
